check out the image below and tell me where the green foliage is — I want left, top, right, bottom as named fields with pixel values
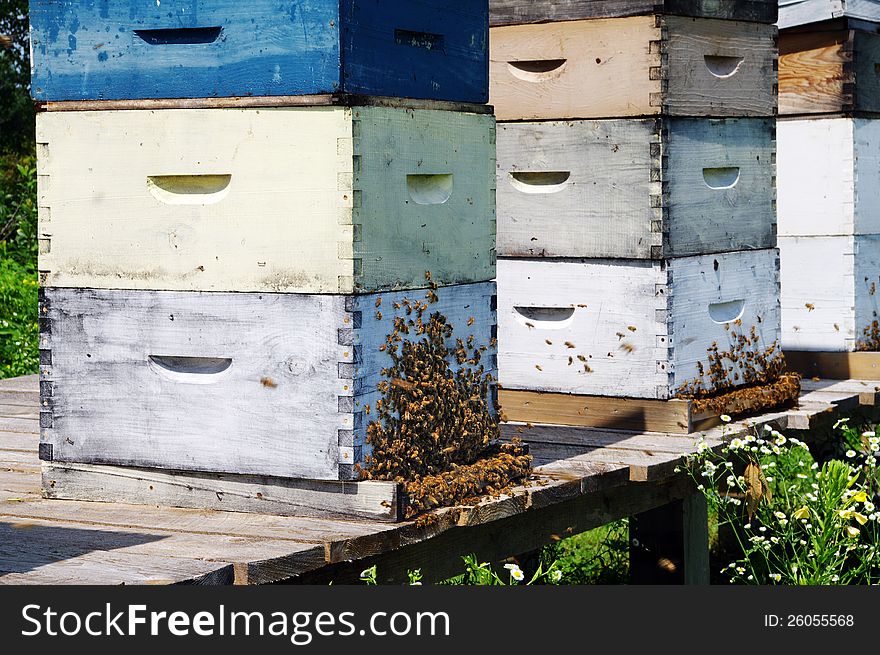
left=0, top=152, right=38, bottom=379
left=0, top=0, right=34, bottom=154
left=686, top=423, right=880, bottom=585
left=543, top=521, right=630, bottom=585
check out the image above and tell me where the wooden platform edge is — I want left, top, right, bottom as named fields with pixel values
left=784, top=350, right=880, bottom=381
left=41, top=463, right=404, bottom=523
left=36, top=94, right=494, bottom=115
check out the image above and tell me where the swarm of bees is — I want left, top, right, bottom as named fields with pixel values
left=857, top=319, right=880, bottom=351
left=675, top=323, right=801, bottom=418
left=358, top=272, right=532, bottom=519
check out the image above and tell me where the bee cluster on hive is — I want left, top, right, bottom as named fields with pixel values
left=358, top=272, right=532, bottom=520
left=675, top=321, right=801, bottom=418
left=857, top=320, right=880, bottom=352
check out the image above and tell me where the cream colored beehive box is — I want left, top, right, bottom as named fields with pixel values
left=36, top=105, right=496, bottom=295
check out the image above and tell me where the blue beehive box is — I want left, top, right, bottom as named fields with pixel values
left=29, top=0, right=489, bottom=103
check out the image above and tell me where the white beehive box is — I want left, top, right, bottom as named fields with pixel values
left=36, top=105, right=496, bottom=295
left=497, top=250, right=781, bottom=400
left=778, top=117, right=880, bottom=237
left=780, top=235, right=880, bottom=352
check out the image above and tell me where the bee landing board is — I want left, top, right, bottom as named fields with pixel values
left=779, top=21, right=880, bottom=115
left=778, top=117, right=880, bottom=237
left=496, top=250, right=781, bottom=401
left=780, top=235, right=880, bottom=352
left=29, top=0, right=489, bottom=104
left=38, top=283, right=497, bottom=483
left=36, top=106, right=496, bottom=295
left=497, top=117, right=776, bottom=260
left=489, top=0, right=778, bottom=26
left=489, top=16, right=777, bottom=121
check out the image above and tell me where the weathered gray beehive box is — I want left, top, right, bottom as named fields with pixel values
left=497, top=117, right=776, bottom=259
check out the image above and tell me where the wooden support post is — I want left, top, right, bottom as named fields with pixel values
left=629, top=491, right=709, bottom=585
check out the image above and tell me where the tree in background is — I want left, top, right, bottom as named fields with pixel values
left=0, top=0, right=38, bottom=379
left=0, top=0, right=34, bottom=153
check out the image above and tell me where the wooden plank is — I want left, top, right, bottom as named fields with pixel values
left=779, top=30, right=850, bottom=115
left=0, top=375, right=38, bottom=393
left=785, top=402, right=838, bottom=430
left=0, top=516, right=324, bottom=585
left=41, top=283, right=494, bottom=480
left=496, top=118, right=775, bottom=259
left=0, top=417, right=38, bottom=434
left=0, top=404, right=38, bottom=417
left=489, top=17, right=775, bottom=121
left=39, top=95, right=495, bottom=114
left=30, top=0, right=488, bottom=103
left=785, top=350, right=880, bottom=380
left=500, top=389, right=692, bottom=433
left=0, top=450, right=40, bottom=475
left=0, top=391, right=39, bottom=406
left=799, top=378, right=880, bottom=405
left=42, top=463, right=403, bottom=523
left=489, top=0, right=778, bottom=26
left=503, top=422, right=720, bottom=453
left=38, top=107, right=495, bottom=295
left=0, top=432, right=37, bottom=453
left=290, top=474, right=697, bottom=584
left=497, top=251, right=781, bottom=400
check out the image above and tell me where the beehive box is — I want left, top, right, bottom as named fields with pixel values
left=496, top=250, right=781, bottom=400
left=489, top=16, right=777, bottom=121
left=36, top=105, right=496, bottom=294
left=778, top=0, right=880, bottom=30
left=38, top=282, right=497, bottom=483
left=497, top=117, right=776, bottom=259
left=780, top=235, right=880, bottom=351
left=29, top=0, right=489, bottom=103
left=779, top=20, right=880, bottom=115
left=490, top=0, right=778, bottom=26
left=777, top=117, right=880, bottom=237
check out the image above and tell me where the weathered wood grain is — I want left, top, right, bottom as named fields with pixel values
left=497, top=118, right=775, bottom=259
left=30, top=0, right=488, bottom=103
left=489, top=16, right=776, bottom=121
left=799, top=377, right=880, bottom=404
left=0, top=375, right=38, bottom=393
left=40, top=283, right=495, bottom=481
left=42, top=463, right=402, bottom=523
left=37, top=106, right=495, bottom=294
left=497, top=250, right=781, bottom=399
left=490, top=0, right=778, bottom=26
left=780, top=235, right=880, bottom=351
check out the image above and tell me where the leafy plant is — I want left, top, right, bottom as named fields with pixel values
left=685, top=421, right=880, bottom=584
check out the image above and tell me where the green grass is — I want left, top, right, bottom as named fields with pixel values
left=545, top=520, right=629, bottom=585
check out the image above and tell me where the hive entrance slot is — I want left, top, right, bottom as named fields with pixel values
left=508, top=171, right=571, bottom=194
left=147, top=174, right=232, bottom=205
left=708, top=300, right=745, bottom=324
left=407, top=174, right=454, bottom=205
left=513, top=306, right=576, bottom=330
left=702, top=167, right=740, bottom=190
left=703, top=55, right=744, bottom=78
left=149, top=356, right=233, bottom=383
left=507, top=59, right=567, bottom=82
left=134, top=27, right=223, bottom=45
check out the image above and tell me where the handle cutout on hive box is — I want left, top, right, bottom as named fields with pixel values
left=147, top=174, right=232, bottom=205
left=507, top=59, right=567, bottom=82
left=149, top=356, right=232, bottom=383
left=134, top=27, right=223, bottom=45
left=508, top=171, right=571, bottom=194
left=702, top=167, right=740, bottom=190
left=704, top=55, right=744, bottom=78
left=407, top=174, right=453, bottom=205
left=395, top=29, right=444, bottom=51
left=513, top=306, right=576, bottom=330
left=708, top=300, right=745, bottom=324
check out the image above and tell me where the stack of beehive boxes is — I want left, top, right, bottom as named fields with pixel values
left=777, top=0, right=880, bottom=367
left=490, top=0, right=781, bottom=431
left=29, top=0, right=496, bottom=521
